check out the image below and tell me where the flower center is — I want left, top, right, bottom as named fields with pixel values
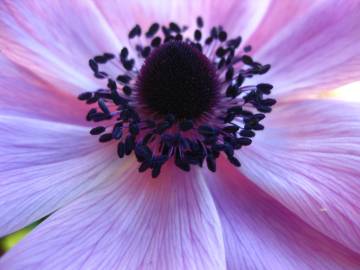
left=137, top=41, right=219, bottom=119
left=78, top=17, right=277, bottom=178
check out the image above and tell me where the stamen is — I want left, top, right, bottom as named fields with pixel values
left=169, top=22, right=181, bottom=34
left=78, top=91, right=92, bottom=101
left=218, top=30, right=227, bottom=42
left=128, top=24, right=141, bottom=39
left=145, top=23, right=160, bottom=38
left=79, top=17, right=276, bottom=178
left=196, top=16, right=204, bottom=28
left=151, top=37, right=162, bottom=47
left=194, top=29, right=202, bottom=41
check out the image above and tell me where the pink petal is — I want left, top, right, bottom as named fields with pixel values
left=0, top=115, right=118, bottom=237
left=252, top=1, right=360, bottom=97
left=239, top=99, right=360, bottom=254
left=0, top=0, right=122, bottom=95
left=0, top=56, right=89, bottom=125
left=248, top=1, right=315, bottom=52
left=95, top=0, right=270, bottom=42
left=207, top=160, right=360, bottom=269
left=0, top=165, right=226, bottom=270
left=207, top=0, right=271, bottom=41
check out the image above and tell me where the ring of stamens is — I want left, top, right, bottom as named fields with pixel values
left=78, top=17, right=276, bottom=178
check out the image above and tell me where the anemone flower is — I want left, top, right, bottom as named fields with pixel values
left=1, top=1, right=360, bottom=269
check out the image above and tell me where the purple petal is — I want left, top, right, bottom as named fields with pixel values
left=207, top=161, right=360, bottom=269
left=0, top=0, right=122, bottom=95
left=0, top=56, right=89, bottom=124
left=0, top=165, right=226, bottom=270
left=239, top=99, right=360, bottom=254
left=0, top=115, right=118, bottom=237
left=253, top=1, right=360, bottom=97
left=95, top=0, right=270, bottom=42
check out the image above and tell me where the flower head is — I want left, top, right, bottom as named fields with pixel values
left=0, top=1, right=360, bottom=269
left=79, top=17, right=275, bottom=177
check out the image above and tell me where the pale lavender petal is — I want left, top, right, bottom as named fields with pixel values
left=0, top=0, right=122, bottom=95
left=207, top=0, right=271, bottom=41
left=239, top=99, right=360, bottom=254
left=0, top=56, right=89, bottom=124
left=207, top=161, right=360, bottom=269
left=253, top=0, right=360, bottom=97
left=248, top=1, right=315, bottom=52
left=0, top=115, right=118, bottom=237
left=95, top=0, right=270, bottom=42
left=322, top=81, right=360, bottom=102
left=0, top=165, right=226, bottom=270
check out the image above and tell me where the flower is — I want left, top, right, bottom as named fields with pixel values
left=0, top=0, right=360, bottom=269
